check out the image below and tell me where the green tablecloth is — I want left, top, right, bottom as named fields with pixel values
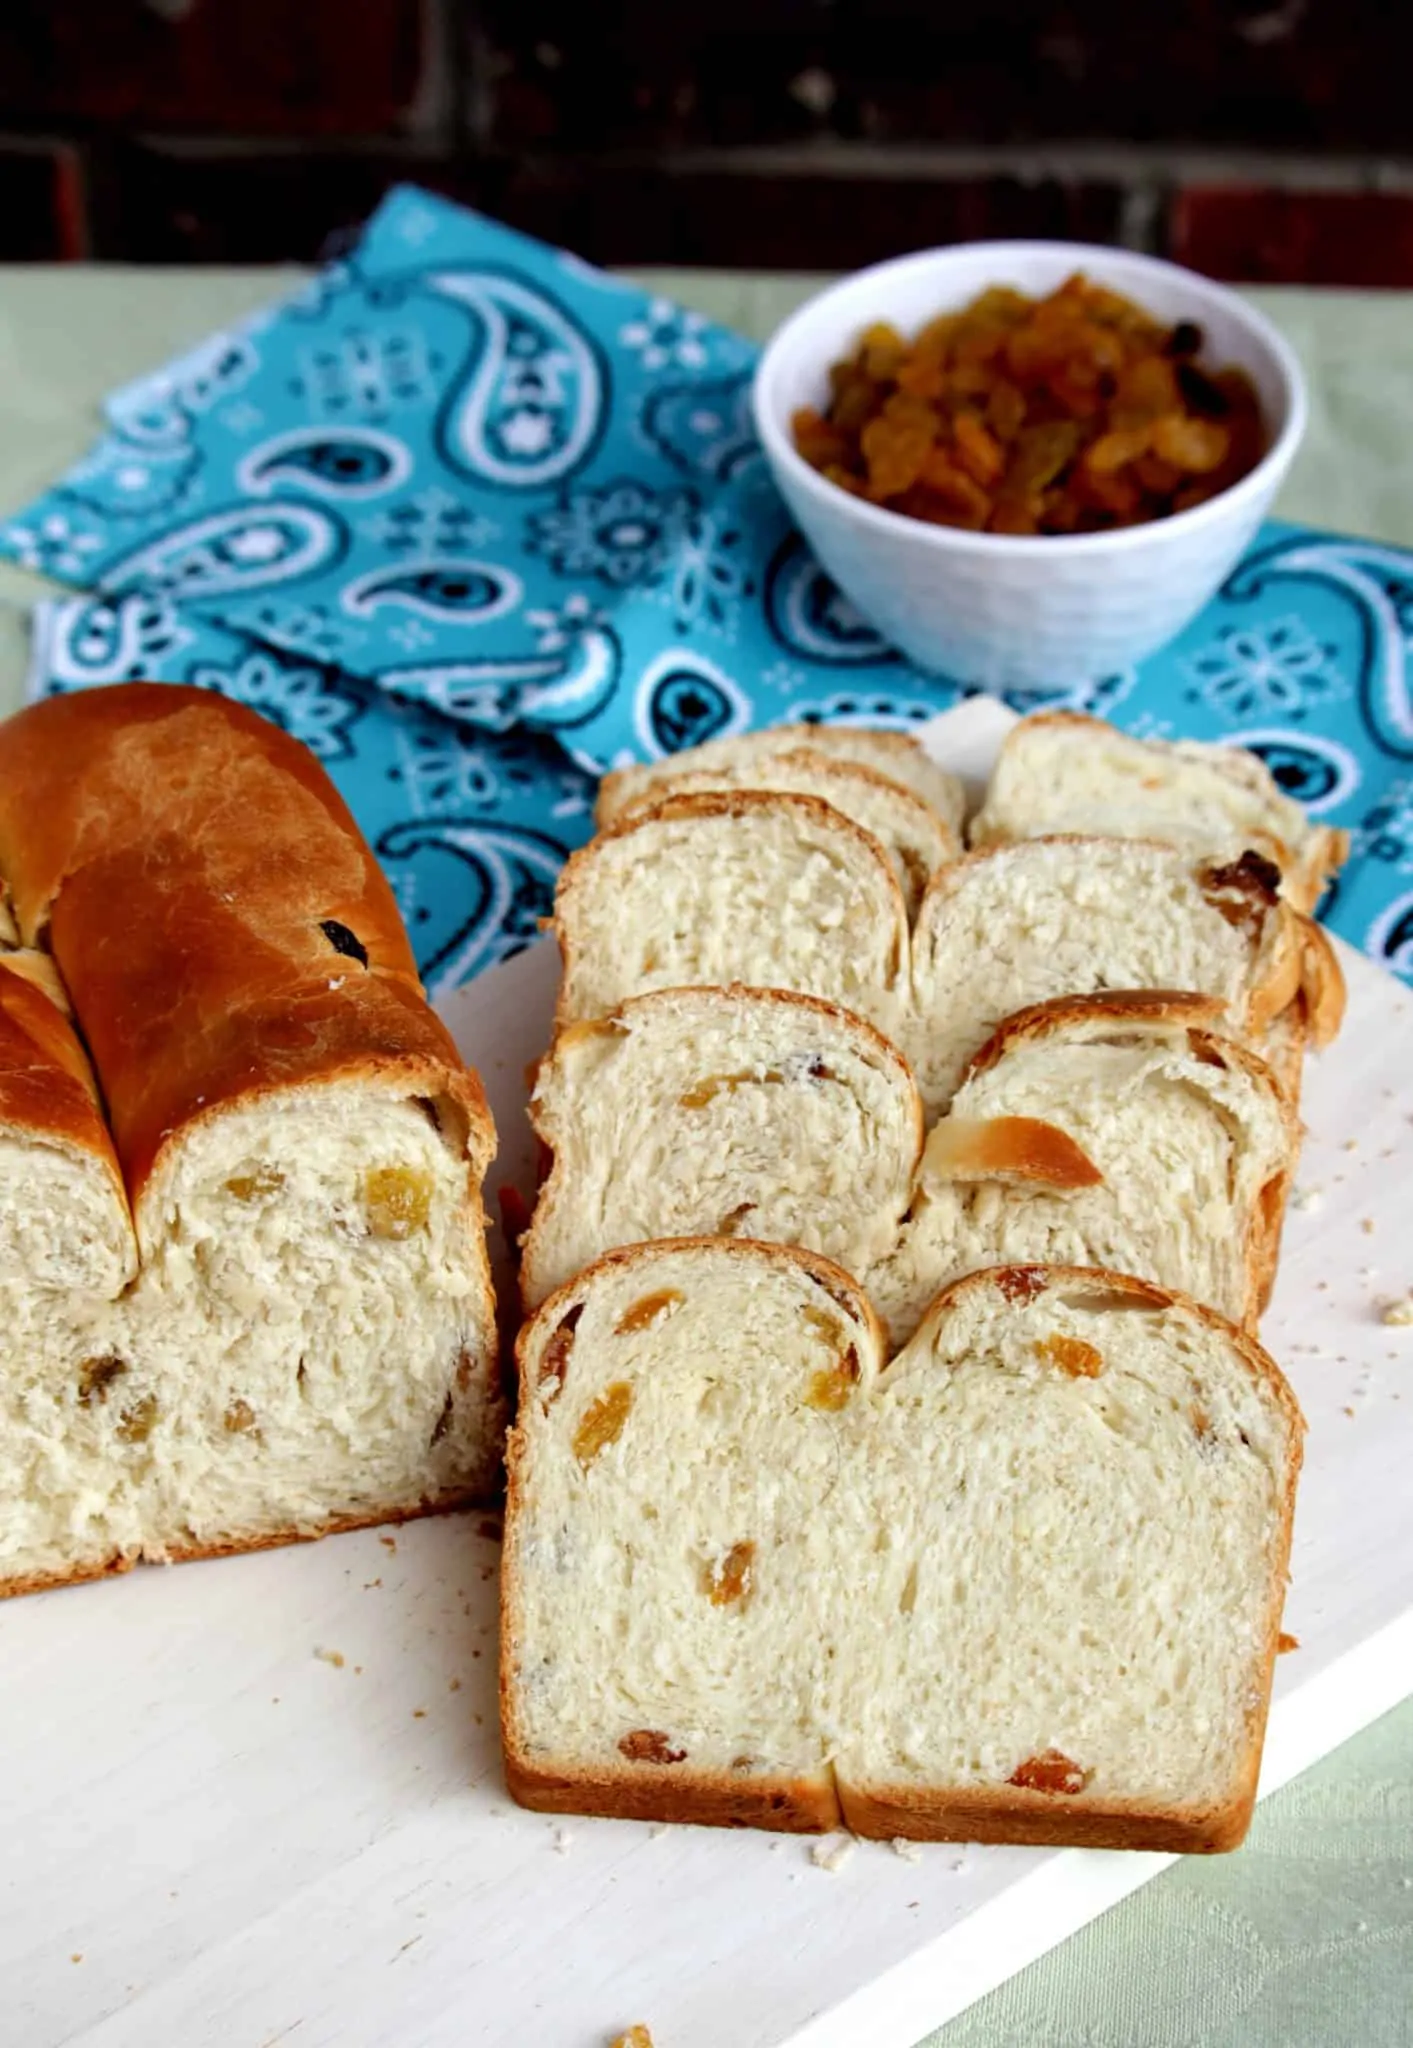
left=0, top=265, right=1409, bottom=2048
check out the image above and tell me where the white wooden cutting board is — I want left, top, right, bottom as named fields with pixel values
left=2, top=699, right=1410, bottom=2048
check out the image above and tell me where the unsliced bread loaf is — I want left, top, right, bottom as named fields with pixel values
left=870, top=991, right=1297, bottom=1346
left=503, top=1241, right=1301, bottom=1852
left=907, top=836, right=1319, bottom=1114
left=0, top=683, right=502, bottom=1597
left=607, top=747, right=959, bottom=916
left=596, top=723, right=965, bottom=836
left=553, top=791, right=909, bottom=1037
left=521, top=984, right=923, bottom=1309
left=971, top=711, right=1347, bottom=914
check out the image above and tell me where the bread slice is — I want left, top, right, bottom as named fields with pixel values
left=0, top=952, right=135, bottom=1296
left=869, top=992, right=1297, bottom=1346
left=503, top=1237, right=885, bottom=1830
left=971, top=711, right=1348, bottom=914
left=0, top=684, right=503, bottom=1597
left=553, top=791, right=910, bottom=1036
left=597, top=724, right=965, bottom=837
left=832, top=1264, right=1302, bottom=1852
left=907, top=837, right=1307, bottom=1114
left=521, top=985, right=923, bottom=1309
left=608, top=747, right=959, bottom=916
left=503, top=1242, right=1301, bottom=1852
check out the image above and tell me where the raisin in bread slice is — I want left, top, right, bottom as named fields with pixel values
left=971, top=711, right=1347, bottom=914
left=607, top=748, right=958, bottom=916
left=553, top=791, right=909, bottom=1036
left=520, top=985, right=922, bottom=1309
left=503, top=1238, right=886, bottom=1830
left=504, top=1243, right=1301, bottom=1852
left=907, top=836, right=1323, bottom=1115
left=597, top=724, right=965, bottom=837
left=870, top=992, right=1297, bottom=1346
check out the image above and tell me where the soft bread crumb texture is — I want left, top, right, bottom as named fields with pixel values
left=503, top=1246, right=1300, bottom=1849
left=971, top=712, right=1346, bottom=914
left=555, top=793, right=909, bottom=1039
left=0, top=686, right=502, bottom=1594
left=523, top=985, right=923, bottom=1310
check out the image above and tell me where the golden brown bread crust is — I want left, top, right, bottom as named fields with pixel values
left=0, top=1487, right=495, bottom=1601
left=836, top=1777, right=1257, bottom=1853
left=0, top=685, right=493, bottom=1208
left=0, top=956, right=129, bottom=1217
left=921, top=1115, right=1103, bottom=1190
left=962, top=988, right=1225, bottom=1077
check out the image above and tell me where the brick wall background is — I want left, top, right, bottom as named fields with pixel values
left=4, top=0, right=1413, bottom=279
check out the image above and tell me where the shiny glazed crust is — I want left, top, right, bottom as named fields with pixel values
left=0, top=685, right=494, bottom=1211
left=0, top=955, right=128, bottom=1215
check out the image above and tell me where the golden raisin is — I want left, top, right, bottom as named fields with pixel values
left=573, top=1382, right=633, bottom=1468
left=1009, top=1749, right=1090, bottom=1795
left=678, top=1068, right=784, bottom=1109
left=78, top=1355, right=127, bottom=1407
left=610, top=2031, right=655, bottom=2048
left=225, top=1168, right=284, bottom=1201
left=806, top=1345, right=860, bottom=1412
left=363, top=1165, right=433, bottom=1239
left=704, top=1540, right=756, bottom=1607
left=801, top=1305, right=842, bottom=1345
left=618, top=1729, right=687, bottom=1765
left=116, top=1394, right=159, bottom=1444
left=224, top=1398, right=258, bottom=1435
left=615, top=1289, right=683, bottom=1335
left=1036, top=1334, right=1104, bottom=1378
left=1278, top=1632, right=1299, bottom=1654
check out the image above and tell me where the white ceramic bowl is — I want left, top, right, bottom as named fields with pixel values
left=752, top=241, right=1307, bottom=689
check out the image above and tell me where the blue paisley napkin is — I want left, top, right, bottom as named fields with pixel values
left=5, top=184, right=1413, bottom=990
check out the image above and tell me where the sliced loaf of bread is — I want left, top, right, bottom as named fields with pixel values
left=907, top=837, right=1312, bottom=1113
left=553, top=791, right=909, bottom=1035
left=521, top=985, right=922, bottom=1310
left=597, top=724, right=965, bottom=836
left=606, top=747, right=959, bottom=916
left=871, top=992, right=1297, bottom=1345
left=503, top=1241, right=1302, bottom=1852
left=971, top=711, right=1347, bottom=913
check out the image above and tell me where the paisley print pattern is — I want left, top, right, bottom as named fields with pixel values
left=236, top=426, right=413, bottom=500
left=6, top=184, right=1413, bottom=986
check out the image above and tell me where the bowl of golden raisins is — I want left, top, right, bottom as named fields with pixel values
left=752, top=242, right=1305, bottom=688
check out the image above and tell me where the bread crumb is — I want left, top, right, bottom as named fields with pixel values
left=1342, top=1138, right=1360, bottom=1152
left=648, top=1822, right=670, bottom=1839
left=1381, top=1297, right=1413, bottom=1327
left=609, top=2028, right=654, bottom=2048
left=1290, top=1186, right=1322, bottom=1211
left=70, top=1954, right=82, bottom=1965
left=412, top=1708, right=426, bottom=1719
left=552, top=1827, right=574, bottom=1856
left=363, top=1577, right=382, bottom=1589
left=449, top=1677, right=462, bottom=1692
left=890, top=1837, right=924, bottom=1863
left=1361, top=1218, right=1376, bottom=1235
left=810, top=1835, right=856, bottom=1873
left=1278, top=1632, right=1300, bottom=1653
left=380, top=1536, right=397, bottom=1553
left=313, top=1646, right=345, bottom=1669
left=1342, top=1406, right=1356, bottom=1418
